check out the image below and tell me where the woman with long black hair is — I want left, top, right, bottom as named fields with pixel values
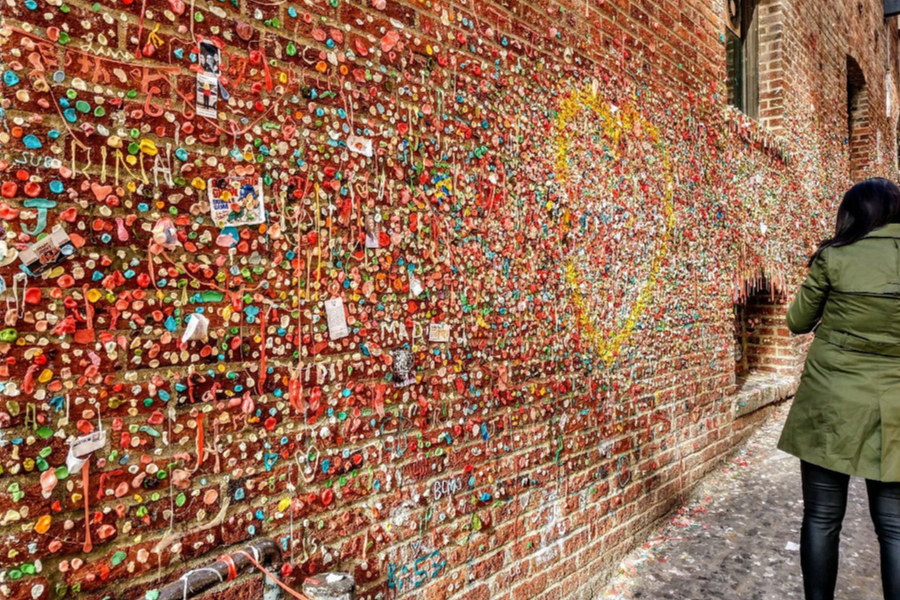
left=779, top=177, right=900, bottom=600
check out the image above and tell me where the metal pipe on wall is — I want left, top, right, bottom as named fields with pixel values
left=156, top=539, right=281, bottom=600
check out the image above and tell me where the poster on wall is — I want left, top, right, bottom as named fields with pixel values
left=18, top=226, right=76, bottom=276
left=195, top=40, right=221, bottom=118
left=365, top=213, right=381, bottom=249
left=207, top=176, right=266, bottom=227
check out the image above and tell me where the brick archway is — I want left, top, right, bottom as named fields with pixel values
left=733, top=278, right=790, bottom=381
left=847, top=55, right=870, bottom=180
left=732, top=277, right=803, bottom=417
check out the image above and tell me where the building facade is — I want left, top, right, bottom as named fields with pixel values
left=0, top=0, right=898, bottom=599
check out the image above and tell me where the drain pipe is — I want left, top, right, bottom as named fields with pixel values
left=156, top=539, right=282, bottom=600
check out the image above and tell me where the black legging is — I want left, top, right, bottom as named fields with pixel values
left=800, top=460, right=900, bottom=600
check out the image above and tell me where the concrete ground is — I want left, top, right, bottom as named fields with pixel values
left=598, top=402, right=885, bottom=600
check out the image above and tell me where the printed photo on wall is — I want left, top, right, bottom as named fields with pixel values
left=198, top=40, right=221, bottom=74
left=196, top=73, right=219, bottom=118
left=391, top=346, right=416, bottom=387
left=365, top=213, right=381, bottom=249
left=207, top=175, right=266, bottom=227
left=195, top=41, right=221, bottom=118
left=18, top=226, right=76, bottom=276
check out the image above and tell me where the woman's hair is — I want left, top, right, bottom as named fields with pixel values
left=809, top=177, right=900, bottom=265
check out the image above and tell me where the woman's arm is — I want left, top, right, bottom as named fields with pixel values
left=786, top=252, right=831, bottom=334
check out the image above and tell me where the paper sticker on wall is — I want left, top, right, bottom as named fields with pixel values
left=325, top=297, right=349, bottom=340
left=428, top=323, right=450, bottom=343
left=348, top=135, right=374, bottom=157
left=410, top=276, right=424, bottom=297
left=207, top=176, right=265, bottom=227
left=67, top=428, right=107, bottom=474
left=71, top=429, right=107, bottom=458
left=18, top=226, right=75, bottom=276
left=181, top=312, right=210, bottom=344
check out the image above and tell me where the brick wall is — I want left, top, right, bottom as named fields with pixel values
left=757, top=0, right=786, bottom=132
left=0, top=0, right=897, bottom=599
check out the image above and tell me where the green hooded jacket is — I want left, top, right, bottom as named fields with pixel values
left=778, top=222, right=900, bottom=482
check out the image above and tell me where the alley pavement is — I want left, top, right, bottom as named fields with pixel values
left=599, top=403, right=884, bottom=600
